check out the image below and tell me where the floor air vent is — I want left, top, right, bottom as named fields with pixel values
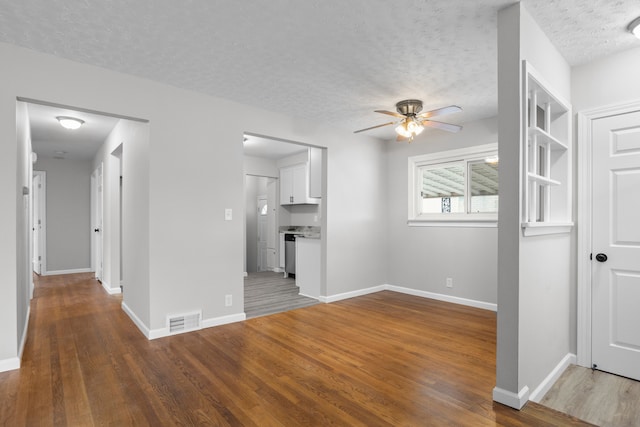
left=168, top=312, right=201, bottom=334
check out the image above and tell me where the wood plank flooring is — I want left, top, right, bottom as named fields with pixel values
left=0, top=273, right=592, bottom=426
left=540, top=364, right=640, bottom=426
left=244, top=271, right=318, bottom=318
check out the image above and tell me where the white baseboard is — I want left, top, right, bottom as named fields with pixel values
left=319, top=284, right=496, bottom=312
left=243, top=272, right=248, bottom=277
left=148, top=312, right=247, bottom=340
left=43, top=268, right=92, bottom=276
left=318, top=285, right=386, bottom=303
left=0, top=357, right=20, bottom=373
left=493, top=386, right=530, bottom=410
left=18, top=305, right=30, bottom=360
left=202, top=313, right=246, bottom=329
left=529, top=353, right=576, bottom=402
left=101, top=280, right=122, bottom=295
left=122, top=301, right=151, bottom=339
left=385, top=285, right=497, bottom=312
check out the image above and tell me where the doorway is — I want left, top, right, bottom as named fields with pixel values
left=578, top=101, right=640, bottom=381
left=243, top=134, right=324, bottom=318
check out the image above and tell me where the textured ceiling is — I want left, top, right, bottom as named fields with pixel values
left=2, top=0, right=640, bottom=142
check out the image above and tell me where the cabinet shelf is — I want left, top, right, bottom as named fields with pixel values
left=527, top=172, right=560, bottom=186
left=528, top=127, right=568, bottom=151
left=522, top=60, right=572, bottom=232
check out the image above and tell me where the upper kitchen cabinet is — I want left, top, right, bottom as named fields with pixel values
left=280, top=162, right=319, bottom=205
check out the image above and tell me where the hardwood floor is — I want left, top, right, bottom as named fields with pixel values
left=244, top=271, right=318, bottom=318
left=0, top=273, right=592, bottom=426
left=540, top=364, right=640, bottom=426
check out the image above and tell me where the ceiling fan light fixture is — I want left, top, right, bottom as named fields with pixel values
left=56, top=116, right=84, bottom=130
left=628, top=16, right=640, bottom=39
left=395, top=118, right=423, bottom=138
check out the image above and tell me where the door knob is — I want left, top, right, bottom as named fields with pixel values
left=595, top=253, right=608, bottom=262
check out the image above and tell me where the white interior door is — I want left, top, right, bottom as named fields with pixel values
left=91, top=165, right=104, bottom=281
left=257, top=196, right=268, bottom=272
left=32, top=173, right=43, bottom=275
left=592, top=110, right=640, bottom=381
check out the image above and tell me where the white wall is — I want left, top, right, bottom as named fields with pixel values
left=244, top=155, right=278, bottom=178
left=386, top=117, right=498, bottom=305
left=572, top=46, right=640, bottom=112
left=0, top=41, right=388, bottom=348
left=496, top=2, right=573, bottom=407
left=35, top=157, right=92, bottom=273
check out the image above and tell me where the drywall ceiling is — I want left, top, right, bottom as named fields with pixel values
left=2, top=1, right=640, bottom=141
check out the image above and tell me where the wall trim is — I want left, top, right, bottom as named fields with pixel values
left=18, top=305, right=31, bottom=360
left=319, top=284, right=497, bottom=312
left=43, top=268, right=92, bottom=276
left=149, top=312, right=247, bottom=340
left=0, top=357, right=20, bottom=373
left=529, top=353, right=576, bottom=402
left=576, top=99, right=640, bottom=368
left=202, top=313, right=246, bottom=329
left=101, top=280, right=122, bottom=295
left=385, top=285, right=497, bottom=312
left=318, top=285, right=386, bottom=303
left=121, top=301, right=151, bottom=339
left=493, top=386, right=530, bottom=410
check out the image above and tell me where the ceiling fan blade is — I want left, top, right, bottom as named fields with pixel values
left=353, top=121, right=396, bottom=133
left=422, top=119, right=463, bottom=133
left=374, top=110, right=405, bottom=118
left=416, top=105, right=462, bottom=119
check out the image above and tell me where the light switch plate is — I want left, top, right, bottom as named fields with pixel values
left=225, top=208, right=232, bottom=221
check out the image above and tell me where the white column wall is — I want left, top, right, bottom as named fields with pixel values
left=496, top=2, right=573, bottom=407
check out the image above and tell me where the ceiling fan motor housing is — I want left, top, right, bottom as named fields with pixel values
left=396, top=99, right=423, bottom=116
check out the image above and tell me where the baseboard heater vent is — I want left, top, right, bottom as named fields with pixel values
left=168, top=311, right=201, bottom=335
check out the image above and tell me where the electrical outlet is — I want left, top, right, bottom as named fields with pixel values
left=225, top=294, right=232, bottom=306
left=446, top=278, right=453, bottom=288
left=224, top=209, right=233, bottom=221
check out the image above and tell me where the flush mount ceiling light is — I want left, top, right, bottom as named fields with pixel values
left=628, top=16, right=640, bottom=39
left=56, top=116, right=84, bottom=130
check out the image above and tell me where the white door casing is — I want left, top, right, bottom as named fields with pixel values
left=91, top=164, right=104, bottom=281
left=591, top=110, right=640, bottom=381
left=32, top=172, right=45, bottom=275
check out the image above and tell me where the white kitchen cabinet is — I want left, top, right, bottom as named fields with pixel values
left=280, top=163, right=319, bottom=205
left=296, top=237, right=321, bottom=298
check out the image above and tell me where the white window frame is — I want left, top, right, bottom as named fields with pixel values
left=408, top=143, right=498, bottom=227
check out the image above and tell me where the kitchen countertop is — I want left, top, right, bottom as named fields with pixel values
left=280, top=225, right=321, bottom=239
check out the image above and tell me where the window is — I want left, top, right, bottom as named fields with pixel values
left=408, top=143, right=498, bottom=226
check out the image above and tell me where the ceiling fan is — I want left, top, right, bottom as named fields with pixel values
left=354, top=99, right=463, bottom=142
